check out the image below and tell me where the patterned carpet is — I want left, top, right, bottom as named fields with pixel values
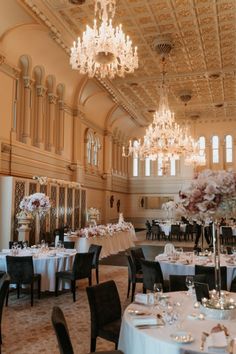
left=2, top=265, right=135, bottom=354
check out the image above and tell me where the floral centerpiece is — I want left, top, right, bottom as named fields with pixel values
left=162, top=200, right=177, bottom=221
left=19, top=193, right=51, bottom=216
left=177, top=170, right=236, bottom=221
left=177, top=169, right=236, bottom=299
left=87, top=207, right=100, bottom=226
left=77, top=221, right=134, bottom=238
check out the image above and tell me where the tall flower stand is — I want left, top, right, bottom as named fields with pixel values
left=35, top=213, right=41, bottom=244
left=17, top=217, right=31, bottom=242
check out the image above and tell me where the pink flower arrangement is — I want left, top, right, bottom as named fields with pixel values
left=77, top=222, right=134, bottom=238
left=19, top=193, right=51, bottom=217
left=177, top=170, right=236, bottom=220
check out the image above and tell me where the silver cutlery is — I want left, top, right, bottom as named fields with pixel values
left=135, top=324, right=165, bottom=329
left=200, top=332, right=209, bottom=351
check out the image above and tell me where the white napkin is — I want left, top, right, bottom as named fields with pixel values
left=2, top=249, right=11, bottom=254
left=135, top=293, right=148, bottom=305
left=206, top=331, right=228, bottom=353
left=131, top=316, right=158, bottom=326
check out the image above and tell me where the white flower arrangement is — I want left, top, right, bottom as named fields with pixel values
left=19, top=193, right=51, bottom=217
left=162, top=200, right=177, bottom=211
left=77, top=221, right=134, bottom=238
left=16, top=210, right=33, bottom=219
left=87, top=207, right=100, bottom=219
left=177, top=169, right=236, bottom=221
left=33, top=176, right=81, bottom=189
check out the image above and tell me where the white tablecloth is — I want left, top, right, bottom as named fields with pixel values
left=118, top=291, right=236, bottom=354
left=0, top=250, right=76, bottom=292
left=64, top=229, right=137, bottom=259
left=155, top=253, right=236, bottom=290
left=159, top=224, right=186, bottom=236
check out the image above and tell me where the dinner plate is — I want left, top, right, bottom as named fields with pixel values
left=170, top=331, right=194, bottom=344
left=128, top=309, right=150, bottom=316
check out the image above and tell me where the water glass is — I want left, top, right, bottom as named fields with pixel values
left=185, top=276, right=194, bottom=295
left=153, top=282, right=163, bottom=302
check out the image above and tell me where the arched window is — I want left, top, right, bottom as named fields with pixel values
left=86, top=131, right=93, bottom=164
left=93, top=136, right=100, bottom=166
left=170, top=158, right=176, bottom=176
left=132, top=140, right=139, bottom=177
left=198, top=136, right=206, bottom=164
left=145, top=157, right=150, bottom=176
left=225, top=135, right=233, bottom=163
left=212, top=135, right=219, bottom=164
left=157, top=157, right=163, bottom=176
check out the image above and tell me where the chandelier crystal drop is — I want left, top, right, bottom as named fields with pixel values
left=122, top=60, right=204, bottom=169
left=70, top=0, right=138, bottom=79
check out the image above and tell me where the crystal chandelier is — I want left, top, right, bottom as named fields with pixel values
left=185, top=141, right=206, bottom=166
left=70, top=0, right=138, bottom=79
left=122, top=59, right=203, bottom=168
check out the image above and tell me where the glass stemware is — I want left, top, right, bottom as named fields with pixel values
left=153, top=282, right=163, bottom=304
left=185, top=276, right=194, bottom=295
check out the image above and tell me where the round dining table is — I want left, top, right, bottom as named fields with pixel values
left=118, top=291, right=236, bottom=354
left=0, top=248, right=76, bottom=292
left=155, top=253, right=236, bottom=291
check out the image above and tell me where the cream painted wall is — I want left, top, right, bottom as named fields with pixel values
left=0, top=71, right=13, bottom=140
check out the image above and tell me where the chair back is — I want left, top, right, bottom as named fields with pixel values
left=0, top=273, right=10, bottom=323
left=63, top=241, right=75, bottom=249
left=126, top=254, right=137, bottom=282
left=195, top=265, right=227, bottom=290
left=86, top=280, right=121, bottom=335
left=51, top=306, right=74, bottom=354
left=72, top=252, right=94, bottom=279
left=6, top=256, right=34, bottom=284
left=222, top=226, right=233, bottom=238
left=169, top=274, right=207, bottom=292
left=164, top=243, right=175, bottom=255
left=130, top=248, right=145, bottom=273
left=88, top=244, right=102, bottom=267
left=170, top=224, right=181, bottom=234
left=140, top=259, right=164, bottom=291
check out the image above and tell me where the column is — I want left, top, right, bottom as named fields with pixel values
left=56, top=100, right=64, bottom=155
left=22, top=77, right=32, bottom=144
left=47, top=93, right=57, bottom=152
left=35, top=85, right=46, bottom=148
left=117, top=143, right=121, bottom=174
left=104, top=131, right=112, bottom=175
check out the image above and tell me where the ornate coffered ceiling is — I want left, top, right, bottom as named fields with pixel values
left=22, top=0, right=236, bottom=125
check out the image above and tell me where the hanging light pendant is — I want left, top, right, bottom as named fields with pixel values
left=70, top=0, right=138, bottom=79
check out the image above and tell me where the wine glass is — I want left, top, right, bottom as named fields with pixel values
left=185, top=276, right=194, bottom=295
left=153, top=282, right=163, bottom=302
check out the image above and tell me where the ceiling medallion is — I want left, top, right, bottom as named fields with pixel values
left=122, top=56, right=205, bottom=172
left=70, top=0, right=138, bottom=79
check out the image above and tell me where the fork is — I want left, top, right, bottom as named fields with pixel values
left=200, top=332, right=209, bottom=351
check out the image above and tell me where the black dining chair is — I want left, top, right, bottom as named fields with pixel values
left=55, top=252, right=94, bottom=302
left=6, top=256, right=41, bottom=306
left=169, top=274, right=208, bottom=292
left=195, top=265, right=227, bottom=291
left=63, top=241, right=75, bottom=249
left=86, top=280, right=122, bottom=352
left=88, top=244, right=102, bottom=284
left=221, top=227, right=233, bottom=245
left=170, top=224, right=182, bottom=241
left=130, top=247, right=145, bottom=274
left=126, top=254, right=143, bottom=302
left=140, top=259, right=169, bottom=292
left=0, top=273, right=10, bottom=345
left=51, top=306, right=123, bottom=354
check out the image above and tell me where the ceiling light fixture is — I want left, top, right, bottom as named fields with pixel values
left=122, top=57, right=204, bottom=171
left=70, top=0, right=138, bottom=79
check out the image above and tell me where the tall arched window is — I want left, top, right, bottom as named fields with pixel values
left=145, top=157, right=150, bottom=176
left=170, top=157, right=176, bottom=176
left=132, top=140, right=139, bottom=177
left=198, top=136, right=206, bottom=164
left=157, top=157, right=163, bottom=176
left=93, top=136, right=100, bottom=166
left=86, top=131, right=93, bottom=164
left=212, top=135, right=219, bottom=164
left=225, top=135, right=233, bottom=163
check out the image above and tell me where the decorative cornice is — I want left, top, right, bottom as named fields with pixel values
left=0, top=55, right=5, bottom=65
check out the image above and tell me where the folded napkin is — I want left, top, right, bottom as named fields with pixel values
left=135, top=293, right=148, bottom=305
left=131, top=316, right=158, bottom=326
left=206, top=331, right=228, bottom=353
left=156, top=255, right=168, bottom=261
left=2, top=249, right=11, bottom=254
